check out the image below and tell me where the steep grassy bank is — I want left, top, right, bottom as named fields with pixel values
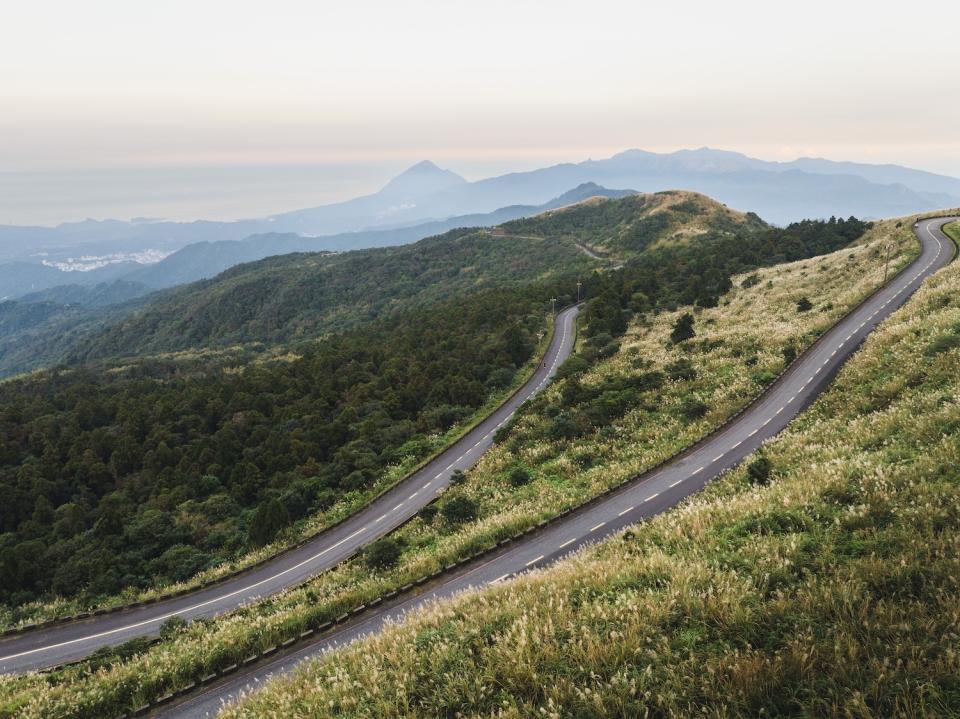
left=0, top=216, right=919, bottom=718
left=945, top=221, right=960, bottom=245
left=215, top=222, right=960, bottom=717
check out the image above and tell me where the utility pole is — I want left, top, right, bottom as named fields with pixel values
left=576, top=280, right=582, bottom=303
left=551, top=297, right=557, bottom=317
left=883, top=242, right=893, bottom=283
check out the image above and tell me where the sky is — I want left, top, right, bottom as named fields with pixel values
left=1, top=0, right=959, bottom=224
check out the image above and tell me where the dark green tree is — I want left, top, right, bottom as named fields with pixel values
left=670, top=313, right=696, bottom=344
left=247, top=497, right=290, bottom=547
left=747, top=456, right=772, bottom=485
left=508, top=467, right=531, bottom=487
left=365, top=537, right=403, bottom=569
left=441, top=496, right=478, bottom=524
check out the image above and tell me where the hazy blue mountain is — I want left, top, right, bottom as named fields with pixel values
left=0, top=183, right=634, bottom=374
left=1, top=150, right=957, bottom=299
left=263, top=160, right=467, bottom=235
left=0, top=261, right=143, bottom=300
left=391, top=149, right=960, bottom=225
left=53, top=183, right=636, bottom=293
left=783, top=157, right=960, bottom=196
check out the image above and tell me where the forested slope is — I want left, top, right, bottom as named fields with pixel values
left=67, top=192, right=761, bottom=361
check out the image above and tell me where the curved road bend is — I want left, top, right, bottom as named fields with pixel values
left=160, top=217, right=957, bottom=718
left=0, top=305, right=581, bottom=674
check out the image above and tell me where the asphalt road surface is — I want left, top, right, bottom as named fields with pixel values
left=0, top=304, right=581, bottom=674
left=157, top=217, right=957, bottom=718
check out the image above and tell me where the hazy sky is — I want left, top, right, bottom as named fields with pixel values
left=2, top=0, right=959, bottom=223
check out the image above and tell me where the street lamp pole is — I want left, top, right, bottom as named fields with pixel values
left=576, top=281, right=582, bottom=303
left=551, top=297, right=557, bottom=317
left=883, top=243, right=894, bottom=283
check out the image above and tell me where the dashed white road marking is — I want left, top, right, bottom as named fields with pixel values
left=618, top=506, right=634, bottom=517
left=558, top=537, right=577, bottom=549
left=525, top=555, right=544, bottom=567
left=644, top=493, right=659, bottom=502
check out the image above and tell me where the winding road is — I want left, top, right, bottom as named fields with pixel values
left=0, top=304, right=580, bottom=674
left=0, top=217, right=955, bottom=717
left=155, top=216, right=957, bottom=718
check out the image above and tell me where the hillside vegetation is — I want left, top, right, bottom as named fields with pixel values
left=67, top=192, right=758, bottom=360
left=0, top=195, right=872, bottom=614
left=0, top=286, right=550, bottom=606
left=67, top=230, right=595, bottom=361
left=219, top=222, right=960, bottom=718
left=0, top=214, right=913, bottom=719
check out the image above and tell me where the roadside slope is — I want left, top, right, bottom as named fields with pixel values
left=216, top=219, right=960, bottom=717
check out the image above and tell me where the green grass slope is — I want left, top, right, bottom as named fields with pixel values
left=217, top=222, right=960, bottom=717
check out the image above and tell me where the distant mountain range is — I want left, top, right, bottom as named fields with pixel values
left=2, top=147, right=959, bottom=302
left=0, top=183, right=635, bottom=376
left=1, top=183, right=634, bottom=301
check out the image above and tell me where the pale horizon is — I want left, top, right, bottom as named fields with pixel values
left=2, top=0, right=959, bottom=224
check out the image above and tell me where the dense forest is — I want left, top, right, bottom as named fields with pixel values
left=0, top=193, right=869, bottom=607
left=68, top=230, right=598, bottom=362
left=0, top=285, right=558, bottom=604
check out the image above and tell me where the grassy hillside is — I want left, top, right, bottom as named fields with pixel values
left=0, top=215, right=915, bottom=719
left=67, top=192, right=760, bottom=361
left=215, top=222, right=960, bottom=717
left=499, top=189, right=766, bottom=260
left=946, top=220, right=960, bottom=245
